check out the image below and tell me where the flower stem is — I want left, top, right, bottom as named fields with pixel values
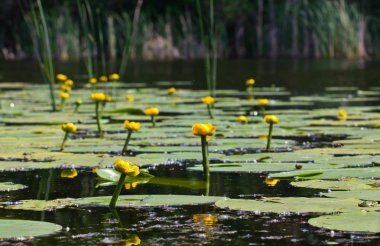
left=122, top=130, right=133, bottom=154
left=201, top=136, right=210, bottom=178
left=266, top=123, right=273, bottom=152
left=74, top=105, right=79, bottom=113
left=247, top=86, right=254, bottom=98
left=109, top=173, right=127, bottom=208
left=207, top=105, right=214, bottom=119
left=60, top=132, right=69, bottom=151
left=95, top=102, right=103, bottom=137
left=60, top=98, right=65, bottom=111
left=260, top=106, right=265, bottom=117
left=151, top=116, right=156, bottom=127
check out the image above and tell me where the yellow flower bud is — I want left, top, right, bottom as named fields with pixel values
left=202, top=96, right=215, bottom=105
left=56, top=74, right=67, bottom=81
left=236, top=115, right=248, bottom=124
left=60, top=92, right=70, bottom=100
left=167, top=87, right=176, bottom=95
left=123, top=120, right=141, bottom=131
left=75, top=99, right=83, bottom=106
left=109, top=73, right=120, bottom=81
left=91, top=93, right=106, bottom=102
left=60, top=84, right=72, bottom=92
left=61, top=122, right=77, bottom=133
left=339, top=109, right=347, bottom=120
left=126, top=95, right=134, bottom=102
left=99, top=75, right=108, bottom=82
left=64, top=79, right=74, bottom=86
left=114, top=159, right=140, bottom=176
left=144, top=107, right=159, bottom=116
left=258, top=98, right=268, bottom=107
left=192, top=123, right=216, bottom=136
left=264, top=115, right=279, bottom=124
left=88, top=78, right=97, bottom=84
left=246, top=78, right=255, bottom=86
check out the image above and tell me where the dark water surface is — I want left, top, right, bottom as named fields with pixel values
left=1, top=59, right=380, bottom=93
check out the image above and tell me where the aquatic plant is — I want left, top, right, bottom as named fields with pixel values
left=236, top=115, right=248, bottom=124
left=246, top=78, right=255, bottom=98
left=257, top=98, right=268, bottom=116
left=122, top=120, right=141, bottom=154
left=265, top=176, right=280, bottom=187
left=74, top=99, right=82, bottom=113
left=126, top=95, right=134, bottom=102
left=59, top=92, right=70, bottom=110
left=99, top=75, right=108, bottom=82
left=167, top=87, right=176, bottom=96
left=192, top=123, right=216, bottom=177
left=144, top=107, right=159, bottom=127
left=339, top=109, right=347, bottom=121
left=202, top=96, right=215, bottom=119
left=56, top=74, right=67, bottom=82
left=91, top=92, right=107, bottom=136
left=109, top=159, right=140, bottom=208
left=264, top=115, right=279, bottom=152
left=60, top=122, right=77, bottom=151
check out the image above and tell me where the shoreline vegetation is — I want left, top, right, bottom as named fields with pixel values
left=1, top=0, right=380, bottom=62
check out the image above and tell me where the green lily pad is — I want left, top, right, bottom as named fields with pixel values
left=308, top=211, right=380, bottom=233
left=3, top=198, right=74, bottom=211
left=0, top=182, right=27, bottom=191
left=322, top=190, right=380, bottom=201
left=0, top=219, right=62, bottom=239
left=74, top=195, right=224, bottom=207
left=215, top=197, right=373, bottom=214
left=290, top=179, right=379, bottom=191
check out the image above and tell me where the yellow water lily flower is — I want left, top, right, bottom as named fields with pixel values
left=236, top=115, right=248, bottom=124
left=123, top=120, right=141, bottom=131
left=246, top=78, right=255, bottom=86
left=167, top=87, right=176, bottom=95
left=60, top=84, right=72, bottom=92
left=56, top=74, right=67, bottom=81
left=60, top=92, right=70, bottom=100
left=192, top=123, right=216, bottom=136
left=60, top=169, right=78, bottom=179
left=265, top=176, right=280, bottom=187
left=258, top=98, right=268, bottom=107
left=114, top=159, right=140, bottom=176
left=126, top=95, right=134, bottom=102
left=75, top=99, right=83, bottom=106
left=61, top=122, right=77, bottom=133
left=202, top=96, right=215, bottom=105
left=109, top=73, right=120, bottom=81
left=64, top=79, right=74, bottom=86
left=99, top=75, right=108, bottom=82
left=88, top=77, right=97, bottom=84
left=339, top=109, right=347, bottom=120
left=91, top=93, right=106, bottom=102
left=144, top=107, right=159, bottom=116
left=264, top=115, right=279, bottom=124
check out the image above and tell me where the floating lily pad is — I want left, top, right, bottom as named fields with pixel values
left=0, top=219, right=62, bottom=238
left=4, top=198, right=74, bottom=211
left=74, top=195, right=224, bottom=207
left=290, top=179, right=378, bottom=191
left=215, top=197, right=373, bottom=214
left=321, top=190, right=380, bottom=201
left=0, top=182, right=27, bottom=192
left=308, top=211, right=380, bottom=233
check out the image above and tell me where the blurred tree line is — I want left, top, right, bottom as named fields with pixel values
left=1, top=0, right=380, bottom=60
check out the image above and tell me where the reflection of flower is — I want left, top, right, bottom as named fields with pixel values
left=246, top=78, right=255, bottom=86
left=123, top=120, right=141, bottom=132
left=202, top=96, right=215, bottom=105
left=264, top=115, right=279, bottom=124
left=192, top=214, right=218, bottom=226
left=125, top=182, right=139, bottom=190
left=236, top=115, right=248, bottom=124
left=114, top=159, right=140, bottom=176
left=124, top=235, right=141, bottom=246
left=192, top=123, right=216, bottom=136
left=60, top=169, right=78, bottom=179
left=265, top=176, right=280, bottom=187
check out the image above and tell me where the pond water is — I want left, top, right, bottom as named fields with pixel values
left=0, top=59, right=379, bottom=245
